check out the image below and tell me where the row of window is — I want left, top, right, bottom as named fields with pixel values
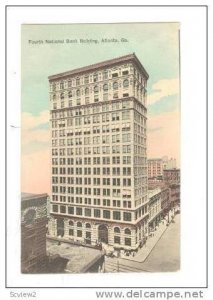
left=52, top=186, right=129, bottom=197
left=52, top=167, right=132, bottom=175
left=52, top=79, right=130, bottom=100
left=51, top=145, right=146, bottom=157
left=52, top=176, right=131, bottom=186
left=52, top=195, right=132, bottom=208
left=51, top=68, right=132, bottom=91
left=51, top=101, right=146, bottom=120
left=52, top=146, right=132, bottom=158
left=52, top=133, right=131, bottom=146
left=53, top=205, right=132, bottom=221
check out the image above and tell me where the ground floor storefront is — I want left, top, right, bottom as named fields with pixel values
left=48, top=215, right=149, bottom=251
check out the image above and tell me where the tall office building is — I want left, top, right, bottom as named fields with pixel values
left=48, top=54, right=149, bottom=250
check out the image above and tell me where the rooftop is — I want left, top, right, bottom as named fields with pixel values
left=48, top=53, right=149, bottom=81
left=148, top=188, right=161, bottom=199
left=21, top=192, right=48, bottom=202
left=47, top=239, right=104, bottom=273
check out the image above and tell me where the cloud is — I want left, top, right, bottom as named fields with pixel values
left=148, top=78, right=179, bottom=105
left=22, top=110, right=50, bottom=151
left=22, top=110, right=49, bottom=130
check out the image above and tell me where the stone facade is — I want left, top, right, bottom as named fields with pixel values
left=48, top=54, right=149, bottom=250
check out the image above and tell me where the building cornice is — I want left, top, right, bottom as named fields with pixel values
left=48, top=53, right=149, bottom=82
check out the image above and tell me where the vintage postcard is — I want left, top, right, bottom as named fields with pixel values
left=21, top=23, right=180, bottom=274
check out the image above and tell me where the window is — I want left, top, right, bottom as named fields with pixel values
left=85, top=87, right=89, bottom=95
left=114, top=227, right=120, bottom=233
left=122, top=70, right=129, bottom=76
left=122, top=111, right=130, bottom=120
left=103, top=210, right=110, bottom=219
left=94, top=209, right=101, bottom=218
left=69, top=229, right=74, bottom=236
left=122, top=133, right=131, bottom=143
left=124, top=213, right=132, bottom=222
left=114, top=236, right=120, bottom=244
left=60, top=82, right=64, bottom=89
left=60, top=93, right=64, bottom=100
left=103, top=70, right=108, bottom=80
left=77, top=230, right=82, bottom=237
left=112, top=73, right=118, bottom=78
left=60, top=206, right=66, bottom=213
left=84, top=76, right=89, bottom=84
left=113, top=81, right=118, bottom=90
left=94, top=95, right=99, bottom=102
left=93, top=73, right=98, bottom=82
left=124, top=228, right=131, bottom=235
left=123, top=79, right=129, bottom=88
left=76, top=89, right=80, bottom=97
left=68, top=207, right=74, bottom=215
left=123, top=93, right=129, bottom=97
left=77, top=222, right=82, bottom=227
left=103, top=83, right=108, bottom=91
left=125, top=237, right=131, bottom=246
left=76, top=208, right=82, bottom=216
left=76, top=77, right=80, bottom=86
left=52, top=205, right=58, bottom=212
left=94, top=85, right=99, bottom=94
left=86, top=223, right=91, bottom=229
left=85, top=208, right=91, bottom=217
left=113, top=211, right=121, bottom=220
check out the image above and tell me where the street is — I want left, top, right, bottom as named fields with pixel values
left=105, top=214, right=180, bottom=273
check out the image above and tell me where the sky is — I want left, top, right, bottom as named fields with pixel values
left=21, top=23, right=180, bottom=194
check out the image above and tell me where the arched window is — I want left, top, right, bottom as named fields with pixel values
left=94, top=85, right=99, bottom=94
left=85, top=223, right=91, bottom=229
left=113, top=81, right=118, bottom=90
left=68, top=91, right=72, bottom=98
left=60, top=93, right=64, bottom=100
left=76, top=89, right=80, bottom=97
left=85, top=87, right=89, bottom=95
left=123, top=79, right=129, bottom=88
left=103, top=84, right=108, bottom=91
left=124, top=228, right=131, bottom=235
left=114, top=227, right=120, bottom=234
left=69, top=220, right=74, bottom=226
left=77, top=222, right=82, bottom=227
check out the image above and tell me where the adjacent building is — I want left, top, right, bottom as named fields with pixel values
left=148, top=157, right=177, bottom=179
left=48, top=53, right=149, bottom=250
left=21, top=193, right=48, bottom=273
left=163, top=168, right=180, bottom=185
left=148, top=188, right=162, bottom=231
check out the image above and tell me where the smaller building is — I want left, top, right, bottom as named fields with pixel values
left=169, top=184, right=180, bottom=209
left=148, top=177, right=164, bottom=190
left=148, top=158, right=163, bottom=178
left=47, top=238, right=105, bottom=273
left=21, top=193, right=48, bottom=273
left=161, top=187, right=171, bottom=217
left=163, top=168, right=180, bottom=185
left=148, top=188, right=162, bottom=231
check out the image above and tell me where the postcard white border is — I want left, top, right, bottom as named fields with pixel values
left=6, top=5, right=207, bottom=289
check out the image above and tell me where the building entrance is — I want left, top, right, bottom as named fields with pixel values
left=98, top=224, right=108, bottom=244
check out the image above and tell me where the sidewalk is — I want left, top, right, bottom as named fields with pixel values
left=121, top=217, right=174, bottom=263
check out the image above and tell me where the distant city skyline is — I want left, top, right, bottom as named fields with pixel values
left=21, top=23, right=180, bottom=194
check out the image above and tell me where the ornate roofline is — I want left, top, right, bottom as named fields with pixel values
left=48, top=53, right=149, bottom=82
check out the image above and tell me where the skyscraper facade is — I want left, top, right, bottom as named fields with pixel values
left=48, top=54, right=149, bottom=250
